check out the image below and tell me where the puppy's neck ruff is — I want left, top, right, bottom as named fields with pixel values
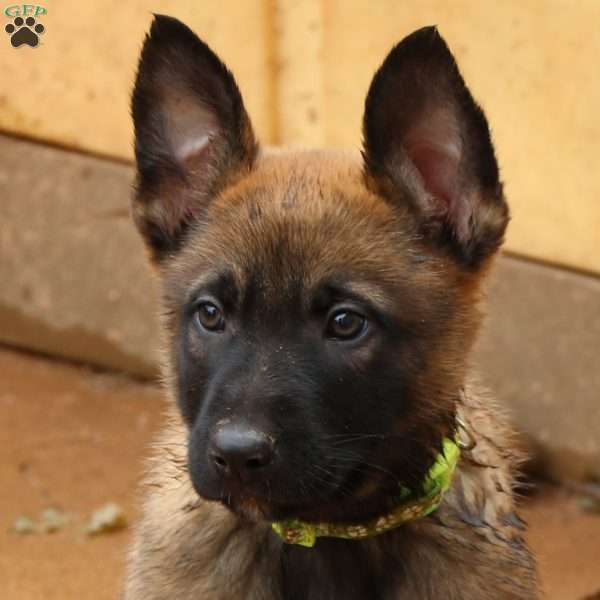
left=271, top=437, right=460, bottom=547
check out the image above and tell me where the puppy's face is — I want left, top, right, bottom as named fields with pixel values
left=132, top=17, right=508, bottom=523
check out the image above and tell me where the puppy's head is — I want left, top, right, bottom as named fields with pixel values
left=132, top=16, right=508, bottom=523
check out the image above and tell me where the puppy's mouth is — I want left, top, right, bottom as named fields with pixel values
left=217, top=468, right=395, bottom=525
left=223, top=493, right=336, bottom=524
left=218, top=488, right=330, bottom=523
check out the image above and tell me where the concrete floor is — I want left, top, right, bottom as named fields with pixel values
left=1, top=347, right=599, bottom=600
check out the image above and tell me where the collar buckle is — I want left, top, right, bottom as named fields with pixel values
left=456, top=415, right=476, bottom=451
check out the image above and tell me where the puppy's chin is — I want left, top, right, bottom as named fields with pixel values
left=219, top=486, right=398, bottom=526
left=221, top=496, right=326, bottom=524
left=219, top=493, right=327, bottom=524
left=196, top=458, right=400, bottom=524
left=222, top=495, right=274, bottom=523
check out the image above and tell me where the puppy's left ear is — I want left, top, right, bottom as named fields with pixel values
left=362, top=26, right=508, bottom=268
left=131, top=15, right=258, bottom=262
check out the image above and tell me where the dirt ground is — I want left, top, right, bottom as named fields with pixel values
left=1, top=347, right=599, bottom=600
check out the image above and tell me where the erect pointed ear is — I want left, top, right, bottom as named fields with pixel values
left=131, top=15, right=258, bottom=262
left=362, top=26, right=508, bottom=268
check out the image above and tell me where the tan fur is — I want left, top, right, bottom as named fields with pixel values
left=123, top=150, right=537, bottom=600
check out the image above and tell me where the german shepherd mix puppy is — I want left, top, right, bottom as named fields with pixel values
left=124, top=15, right=538, bottom=600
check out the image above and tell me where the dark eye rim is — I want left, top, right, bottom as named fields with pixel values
left=324, top=307, right=368, bottom=341
left=192, top=299, right=226, bottom=333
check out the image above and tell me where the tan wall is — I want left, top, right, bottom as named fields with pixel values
left=1, top=0, right=598, bottom=273
left=0, top=0, right=277, bottom=155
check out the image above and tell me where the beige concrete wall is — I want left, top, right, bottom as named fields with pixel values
left=0, top=0, right=277, bottom=155
left=1, top=0, right=598, bottom=273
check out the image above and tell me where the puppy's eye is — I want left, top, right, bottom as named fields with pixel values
left=325, top=310, right=366, bottom=340
left=194, top=302, right=225, bottom=332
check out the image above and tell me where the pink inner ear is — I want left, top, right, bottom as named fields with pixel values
left=159, top=95, right=222, bottom=226
left=165, top=93, right=220, bottom=163
left=404, top=109, right=473, bottom=240
left=408, top=142, right=458, bottom=214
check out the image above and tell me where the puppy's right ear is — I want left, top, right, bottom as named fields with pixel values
left=131, top=15, right=257, bottom=262
left=362, top=27, right=508, bottom=269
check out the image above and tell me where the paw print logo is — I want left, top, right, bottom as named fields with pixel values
left=5, top=16, right=45, bottom=48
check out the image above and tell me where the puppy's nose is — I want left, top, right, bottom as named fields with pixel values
left=209, top=425, right=275, bottom=481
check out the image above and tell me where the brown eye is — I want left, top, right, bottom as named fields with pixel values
left=326, top=310, right=366, bottom=340
left=194, top=302, right=225, bottom=332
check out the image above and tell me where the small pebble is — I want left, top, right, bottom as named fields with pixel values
left=86, top=503, right=127, bottom=535
left=13, top=515, right=36, bottom=535
left=39, top=507, right=69, bottom=533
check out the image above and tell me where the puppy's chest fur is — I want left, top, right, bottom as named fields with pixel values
left=125, top=386, right=537, bottom=600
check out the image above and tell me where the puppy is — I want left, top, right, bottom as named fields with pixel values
left=124, top=15, right=538, bottom=599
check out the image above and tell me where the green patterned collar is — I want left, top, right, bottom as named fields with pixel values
left=271, top=437, right=460, bottom=548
